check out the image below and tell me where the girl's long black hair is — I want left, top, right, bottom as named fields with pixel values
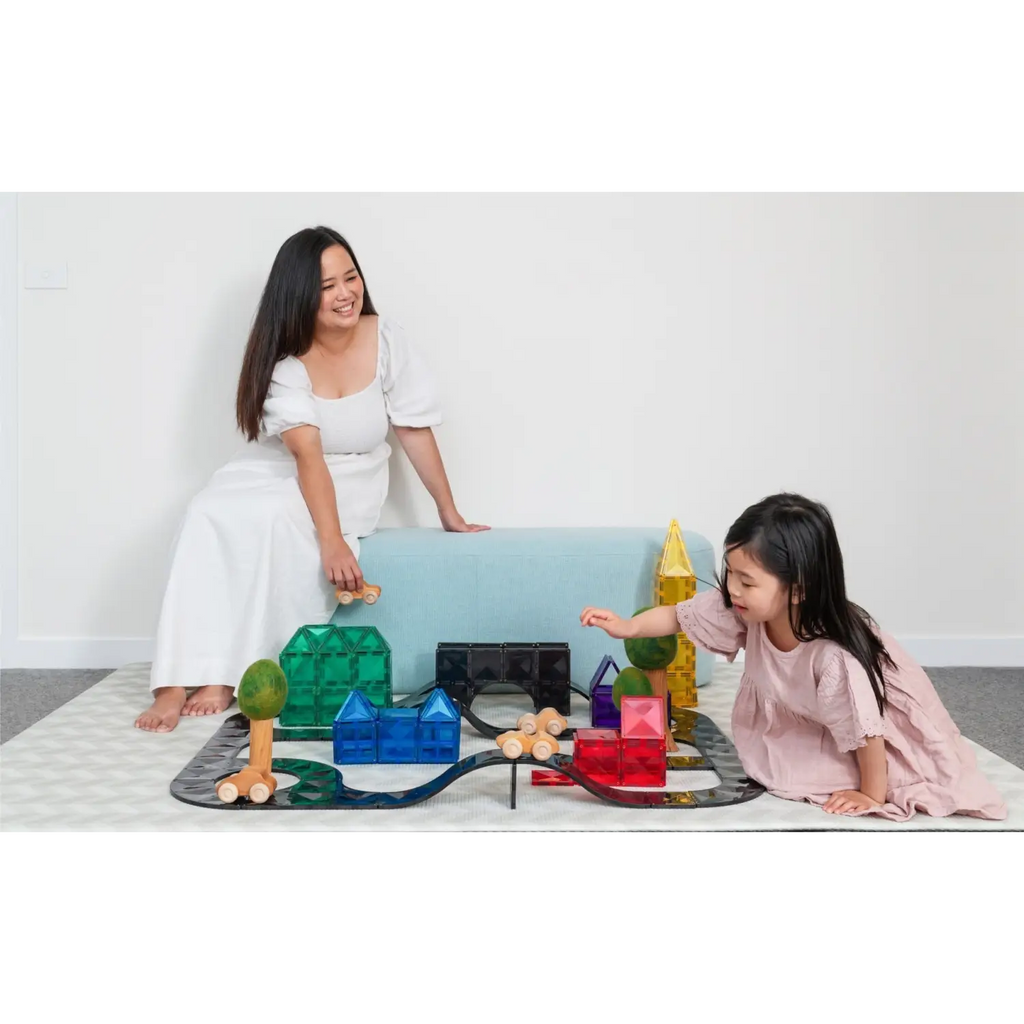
left=720, top=493, right=894, bottom=716
left=236, top=226, right=377, bottom=441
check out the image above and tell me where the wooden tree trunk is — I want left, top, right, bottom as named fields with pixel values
left=249, top=718, right=274, bottom=775
left=643, top=668, right=678, bottom=752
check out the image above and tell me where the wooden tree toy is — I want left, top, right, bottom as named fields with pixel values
left=611, top=665, right=653, bottom=709
left=623, top=610, right=679, bottom=752
left=216, top=660, right=289, bottom=804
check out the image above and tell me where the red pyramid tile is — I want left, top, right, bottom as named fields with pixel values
left=621, top=695, right=664, bottom=739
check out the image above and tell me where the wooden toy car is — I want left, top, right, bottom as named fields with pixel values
left=335, top=583, right=382, bottom=606
left=216, top=764, right=278, bottom=804
left=517, top=707, right=568, bottom=737
left=496, top=729, right=560, bottom=762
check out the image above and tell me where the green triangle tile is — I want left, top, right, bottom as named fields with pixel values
left=320, top=627, right=352, bottom=654
left=281, top=629, right=314, bottom=655
left=302, top=625, right=336, bottom=651
left=353, top=627, right=390, bottom=653
left=335, top=626, right=370, bottom=652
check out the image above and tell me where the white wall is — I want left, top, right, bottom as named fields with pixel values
left=3, top=193, right=1022, bottom=668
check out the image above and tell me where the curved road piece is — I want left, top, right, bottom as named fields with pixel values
left=170, top=704, right=765, bottom=811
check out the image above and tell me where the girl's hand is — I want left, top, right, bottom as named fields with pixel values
left=580, top=607, right=635, bottom=640
left=320, top=536, right=364, bottom=591
left=823, top=790, right=881, bottom=815
left=439, top=507, right=490, bottom=533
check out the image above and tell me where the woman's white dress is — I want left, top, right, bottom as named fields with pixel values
left=149, top=317, right=441, bottom=693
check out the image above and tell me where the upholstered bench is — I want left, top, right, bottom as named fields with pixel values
left=329, top=527, right=718, bottom=695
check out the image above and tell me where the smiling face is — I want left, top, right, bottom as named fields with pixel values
left=316, top=244, right=364, bottom=331
left=724, top=544, right=796, bottom=624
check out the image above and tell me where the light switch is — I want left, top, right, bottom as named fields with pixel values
left=24, top=263, right=68, bottom=289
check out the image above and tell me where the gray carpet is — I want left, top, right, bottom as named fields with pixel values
left=920, top=668, right=1024, bottom=771
left=1, top=669, right=114, bottom=745
left=1, top=666, right=1022, bottom=769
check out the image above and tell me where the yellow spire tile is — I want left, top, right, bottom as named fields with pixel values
left=657, top=519, right=694, bottom=578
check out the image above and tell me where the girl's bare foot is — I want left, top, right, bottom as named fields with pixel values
left=135, top=687, right=187, bottom=732
left=181, top=685, right=236, bottom=716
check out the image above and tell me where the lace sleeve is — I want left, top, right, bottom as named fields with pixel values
left=817, top=652, right=886, bottom=753
left=675, top=589, right=747, bottom=662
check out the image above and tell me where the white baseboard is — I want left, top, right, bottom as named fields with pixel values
left=1, top=638, right=155, bottom=670
left=896, top=637, right=1024, bottom=668
left=728, top=636, right=1024, bottom=669
left=2, top=635, right=1023, bottom=671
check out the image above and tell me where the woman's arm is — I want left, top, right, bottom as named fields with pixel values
left=283, top=426, right=342, bottom=539
left=282, top=425, right=363, bottom=589
left=392, top=425, right=489, bottom=532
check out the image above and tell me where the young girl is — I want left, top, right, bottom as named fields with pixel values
left=581, top=493, right=1007, bottom=821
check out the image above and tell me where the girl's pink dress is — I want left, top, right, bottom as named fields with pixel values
left=676, top=590, right=1008, bottom=821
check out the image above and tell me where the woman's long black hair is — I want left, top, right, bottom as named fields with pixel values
left=719, top=493, right=894, bottom=716
left=236, top=226, right=377, bottom=441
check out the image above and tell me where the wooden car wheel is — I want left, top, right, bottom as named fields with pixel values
left=532, top=739, right=554, bottom=761
left=363, top=591, right=377, bottom=605
left=217, top=781, right=239, bottom=803
left=501, top=737, right=523, bottom=759
left=249, top=782, right=271, bottom=804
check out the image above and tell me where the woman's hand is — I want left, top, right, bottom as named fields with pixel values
left=823, top=790, right=882, bottom=815
left=320, top=536, right=364, bottom=591
left=580, top=607, right=636, bottom=640
left=439, top=507, right=490, bottom=533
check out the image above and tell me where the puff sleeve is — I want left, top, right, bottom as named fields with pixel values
left=261, top=357, right=320, bottom=437
left=675, top=589, right=747, bottom=661
left=817, top=651, right=887, bottom=753
left=379, top=318, right=443, bottom=428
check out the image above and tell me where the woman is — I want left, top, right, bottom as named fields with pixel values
left=136, top=226, right=487, bottom=732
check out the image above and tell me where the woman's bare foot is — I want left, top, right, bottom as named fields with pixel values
left=181, top=685, right=236, bottom=716
left=135, top=687, right=187, bottom=732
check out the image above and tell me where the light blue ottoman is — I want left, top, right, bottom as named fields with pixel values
left=329, top=528, right=718, bottom=695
